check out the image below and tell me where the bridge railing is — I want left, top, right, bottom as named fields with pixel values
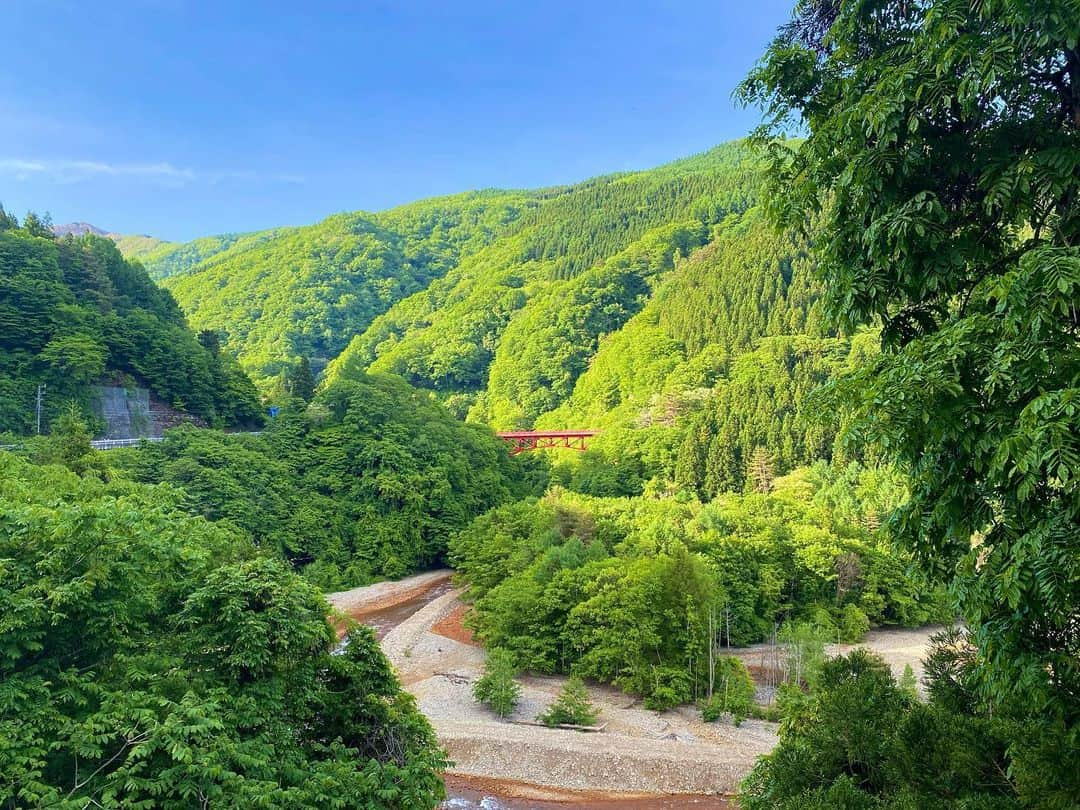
left=1, top=437, right=164, bottom=452
left=494, top=430, right=599, bottom=454
left=1, top=434, right=265, bottom=453
left=89, top=437, right=166, bottom=450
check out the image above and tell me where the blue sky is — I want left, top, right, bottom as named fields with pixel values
left=1, top=1, right=792, bottom=241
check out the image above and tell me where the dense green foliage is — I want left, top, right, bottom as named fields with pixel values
left=147, top=143, right=845, bottom=501
left=160, top=193, right=535, bottom=390
left=701, top=658, right=756, bottom=725
left=328, top=144, right=764, bottom=404
left=108, top=232, right=171, bottom=261
left=131, top=232, right=248, bottom=278
left=473, top=221, right=709, bottom=427
left=0, top=451, right=447, bottom=808
left=450, top=469, right=943, bottom=709
left=0, top=213, right=260, bottom=433
left=739, top=638, right=1077, bottom=809
left=537, top=204, right=825, bottom=427
left=472, top=648, right=522, bottom=719
left=669, top=335, right=862, bottom=496
left=113, top=371, right=534, bottom=589
left=741, top=0, right=1080, bottom=796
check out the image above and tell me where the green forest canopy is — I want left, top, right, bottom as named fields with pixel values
left=0, top=450, right=448, bottom=808
left=112, top=370, right=538, bottom=590
left=734, top=0, right=1079, bottom=805
left=155, top=192, right=538, bottom=390
left=0, top=211, right=261, bottom=434
left=5, top=6, right=1075, bottom=799
left=144, top=140, right=853, bottom=505
left=449, top=464, right=945, bottom=710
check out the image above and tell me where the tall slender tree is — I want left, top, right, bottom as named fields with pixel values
left=288, top=356, right=316, bottom=402
left=746, top=445, right=775, bottom=493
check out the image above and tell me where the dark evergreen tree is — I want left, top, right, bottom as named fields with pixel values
left=287, top=355, right=316, bottom=402
left=0, top=225, right=261, bottom=433
left=0, top=203, right=17, bottom=232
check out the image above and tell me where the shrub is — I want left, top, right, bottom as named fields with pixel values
left=538, top=676, right=598, bottom=727
left=473, top=647, right=522, bottom=718
left=702, top=657, right=757, bottom=725
left=839, top=604, right=870, bottom=643
left=643, top=666, right=693, bottom=711
left=898, top=664, right=918, bottom=699
left=811, top=606, right=838, bottom=638
left=779, top=620, right=829, bottom=687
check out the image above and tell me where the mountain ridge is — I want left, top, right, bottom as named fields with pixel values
left=52, top=221, right=109, bottom=237
left=137, top=139, right=848, bottom=492
left=153, top=142, right=762, bottom=394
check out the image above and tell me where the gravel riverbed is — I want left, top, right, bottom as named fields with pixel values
left=330, top=573, right=938, bottom=806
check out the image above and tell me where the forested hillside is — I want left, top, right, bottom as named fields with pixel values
left=320, top=144, right=847, bottom=498
left=112, top=370, right=537, bottom=589
left=145, top=140, right=846, bottom=496
left=1, top=429, right=447, bottom=808
left=450, top=463, right=943, bottom=709
left=109, top=231, right=170, bottom=258
left=3, top=1, right=1073, bottom=806
left=327, top=143, right=762, bottom=404
left=0, top=206, right=261, bottom=434
left=155, top=192, right=537, bottom=390
left=151, top=144, right=762, bottom=401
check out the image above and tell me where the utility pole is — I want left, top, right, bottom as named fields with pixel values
left=35, top=383, right=45, bottom=434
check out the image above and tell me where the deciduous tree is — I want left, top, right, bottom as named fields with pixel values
left=740, top=0, right=1080, bottom=788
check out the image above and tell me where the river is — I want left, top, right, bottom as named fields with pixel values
left=341, top=576, right=734, bottom=810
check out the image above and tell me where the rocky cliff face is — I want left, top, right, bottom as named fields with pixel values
left=91, top=385, right=207, bottom=438
left=52, top=222, right=109, bottom=237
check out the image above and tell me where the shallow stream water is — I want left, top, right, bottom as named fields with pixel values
left=356, top=579, right=454, bottom=639
left=440, top=785, right=731, bottom=809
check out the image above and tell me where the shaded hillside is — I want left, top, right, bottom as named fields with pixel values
left=520, top=205, right=852, bottom=491
left=145, top=140, right=844, bottom=492
left=132, top=231, right=256, bottom=278
left=112, top=369, right=535, bottom=588
left=325, top=145, right=844, bottom=491
left=0, top=211, right=261, bottom=434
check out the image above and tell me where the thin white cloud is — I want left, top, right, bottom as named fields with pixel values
left=0, top=158, right=302, bottom=186
left=204, top=168, right=307, bottom=186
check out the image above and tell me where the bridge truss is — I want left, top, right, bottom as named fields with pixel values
left=495, top=430, right=598, bottom=455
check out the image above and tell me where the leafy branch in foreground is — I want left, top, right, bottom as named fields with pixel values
left=0, top=454, right=448, bottom=808
left=739, top=0, right=1079, bottom=803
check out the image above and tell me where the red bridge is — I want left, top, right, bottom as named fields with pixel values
left=496, top=430, right=598, bottom=455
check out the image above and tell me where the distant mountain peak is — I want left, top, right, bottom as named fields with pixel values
left=53, top=222, right=109, bottom=237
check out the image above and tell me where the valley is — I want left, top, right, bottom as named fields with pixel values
left=332, top=571, right=938, bottom=807
left=2, top=2, right=1076, bottom=805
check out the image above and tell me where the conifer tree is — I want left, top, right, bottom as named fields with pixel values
left=538, top=677, right=598, bottom=727
left=747, top=446, right=775, bottom=493
left=473, top=648, right=522, bottom=718
left=288, top=356, right=316, bottom=402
